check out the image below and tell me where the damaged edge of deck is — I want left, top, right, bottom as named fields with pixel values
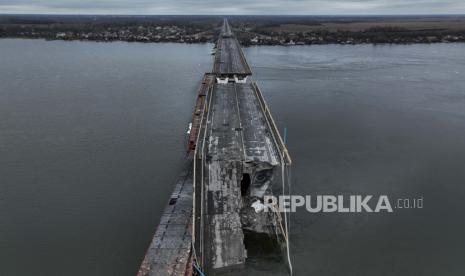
left=251, top=82, right=292, bottom=165
left=137, top=159, right=194, bottom=276
left=137, top=75, right=214, bottom=276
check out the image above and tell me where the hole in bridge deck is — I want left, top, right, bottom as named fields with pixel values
left=240, top=173, right=251, bottom=197
left=169, top=197, right=178, bottom=205
left=243, top=230, right=284, bottom=262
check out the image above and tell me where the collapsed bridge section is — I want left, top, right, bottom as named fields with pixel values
left=193, top=81, right=291, bottom=274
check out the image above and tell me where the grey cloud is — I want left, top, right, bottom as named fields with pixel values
left=0, top=0, right=464, bottom=14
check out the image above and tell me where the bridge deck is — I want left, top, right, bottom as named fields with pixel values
left=208, top=83, right=280, bottom=164
left=221, top=18, right=233, bottom=37
left=213, top=20, right=252, bottom=76
left=195, top=83, right=282, bottom=273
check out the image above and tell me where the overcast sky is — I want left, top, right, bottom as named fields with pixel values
left=1, top=0, right=464, bottom=15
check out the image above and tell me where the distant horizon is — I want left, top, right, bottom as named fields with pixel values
left=1, top=0, right=464, bottom=16
left=1, top=13, right=465, bottom=17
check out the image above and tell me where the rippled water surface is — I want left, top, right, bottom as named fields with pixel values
left=1, top=40, right=465, bottom=275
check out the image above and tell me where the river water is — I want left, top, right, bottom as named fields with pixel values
left=1, top=39, right=465, bottom=275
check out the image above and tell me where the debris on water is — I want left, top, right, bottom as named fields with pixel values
left=251, top=201, right=266, bottom=213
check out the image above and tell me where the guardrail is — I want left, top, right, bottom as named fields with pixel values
left=235, top=38, right=252, bottom=75
left=192, top=81, right=214, bottom=269
left=252, top=82, right=292, bottom=165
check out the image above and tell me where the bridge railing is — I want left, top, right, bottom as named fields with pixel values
left=252, top=82, right=292, bottom=165
left=192, top=82, right=214, bottom=268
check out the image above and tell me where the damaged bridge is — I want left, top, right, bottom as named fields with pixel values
left=193, top=19, right=291, bottom=275
left=138, top=18, right=291, bottom=276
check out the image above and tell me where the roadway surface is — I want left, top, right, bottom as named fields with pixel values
left=213, top=19, right=252, bottom=76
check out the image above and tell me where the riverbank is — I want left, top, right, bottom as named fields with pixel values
left=1, top=14, right=464, bottom=45
left=2, top=32, right=465, bottom=46
left=235, top=28, right=465, bottom=46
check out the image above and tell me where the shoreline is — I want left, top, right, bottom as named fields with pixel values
left=2, top=15, right=464, bottom=47
left=1, top=36, right=465, bottom=46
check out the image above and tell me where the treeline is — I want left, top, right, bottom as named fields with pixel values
left=1, top=15, right=465, bottom=45
left=0, top=15, right=221, bottom=41
left=237, top=27, right=465, bottom=46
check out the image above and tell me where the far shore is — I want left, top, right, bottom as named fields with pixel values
left=1, top=14, right=464, bottom=46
